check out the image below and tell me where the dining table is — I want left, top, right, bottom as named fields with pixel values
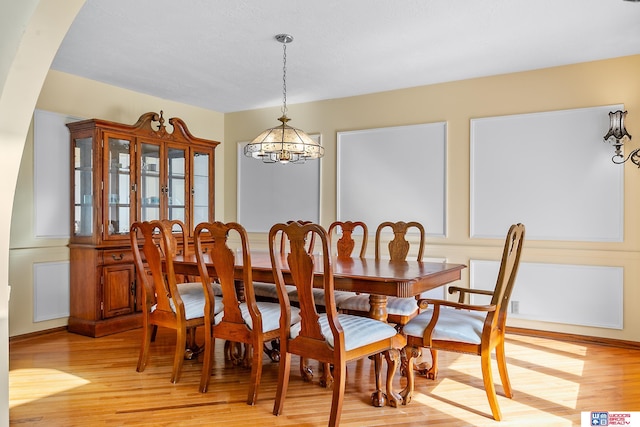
left=172, top=249, right=466, bottom=323
left=171, top=249, right=466, bottom=407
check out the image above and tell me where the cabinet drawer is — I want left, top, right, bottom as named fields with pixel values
left=102, top=249, right=134, bottom=265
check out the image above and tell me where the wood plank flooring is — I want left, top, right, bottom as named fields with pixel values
left=9, top=328, right=640, bottom=426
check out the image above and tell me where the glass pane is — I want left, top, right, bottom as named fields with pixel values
left=193, top=151, right=210, bottom=224
left=141, top=143, right=160, bottom=221
left=73, top=137, right=93, bottom=236
left=167, top=147, right=186, bottom=221
left=107, top=138, right=131, bottom=235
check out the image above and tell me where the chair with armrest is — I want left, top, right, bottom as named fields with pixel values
left=338, top=220, right=425, bottom=326
left=400, top=223, right=525, bottom=421
left=194, top=221, right=301, bottom=404
left=131, top=220, right=221, bottom=383
left=269, top=221, right=406, bottom=427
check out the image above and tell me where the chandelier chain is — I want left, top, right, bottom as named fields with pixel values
left=282, top=42, right=288, bottom=115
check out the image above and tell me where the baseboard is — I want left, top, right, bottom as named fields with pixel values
left=507, top=326, right=640, bottom=350
left=9, top=326, right=68, bottom=343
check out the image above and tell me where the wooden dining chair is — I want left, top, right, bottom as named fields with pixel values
left=269, top=221, right=406, bottom=427
left=338, top=220, right=426, bottom=327
left=193, top=221, right=301, bottom=404
left=253, top=220, right=315, bottom=304
left=400, top=223, right=525, bottom=421
left=130, top=220, right=221, bottom=383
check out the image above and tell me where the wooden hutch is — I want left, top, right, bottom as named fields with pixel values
left=66, top=112, right=219, bottom=337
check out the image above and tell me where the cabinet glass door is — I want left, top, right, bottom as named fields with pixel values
left=73, top=137, right=93, bottom=236
left=105, top=136, right=132, bottom=236
left=167, top=146, right=186, bottom=224
left=192, top=149, right=211, bottom=226
left=140, top=142, right=161, bottom=221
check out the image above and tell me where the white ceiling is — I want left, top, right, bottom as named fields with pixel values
left=51, top=0, right=640, bottom=113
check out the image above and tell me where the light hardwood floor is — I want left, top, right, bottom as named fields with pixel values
left=9, top=328, right=640, bottom=426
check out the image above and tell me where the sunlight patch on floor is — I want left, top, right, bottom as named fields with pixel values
left=9, top=368, right=90, bottom=408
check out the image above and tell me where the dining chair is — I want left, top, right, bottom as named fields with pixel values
left=253, top=220, right=315, bottom=304
left=400, top=223, right=525, bottom=421
left=130, top=220, right=221, bottom=383
left=269, top=221, right=406, bottom=427
left=338, top=220, right=426, bottom=327
left=193, top=221, right=301, bottom=404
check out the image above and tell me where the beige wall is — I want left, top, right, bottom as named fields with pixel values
left=8, top=70, right=224, bottom=336
left=225, top=55, right=640, bottom=342
left=8, top=55, right=640, bottom=342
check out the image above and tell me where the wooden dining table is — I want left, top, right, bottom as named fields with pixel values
left=172, top=249, right=466, bottom=408
left=172, top=250, right=467, bottom=323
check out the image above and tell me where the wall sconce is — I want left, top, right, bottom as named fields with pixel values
left=604, top=110, right=639, bottom=167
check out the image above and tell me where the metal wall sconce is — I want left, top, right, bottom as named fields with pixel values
left=604, top=110, right=640, bottom=167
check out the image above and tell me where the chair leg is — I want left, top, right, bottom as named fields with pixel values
left=171, top=326, right=187, bottom=384
left=320, top=362, right=333, bottom=388
left=384, top=349, right=402, bottom=408
left=299, top=357, right=313, bottom=382
left=136, top=319, right=153, bottom=372
left=273, top=352, right=292, bottom=416
left=371, top=352, right=385, bottom=407
left=400, top=346, right=420, bottom=405
left=481, top=349, right=502, bottom=421
left=496, top=338, right=513, bottom=398
left=426, top=349, right=439, bottom=380
left=329, top=360, right=346, bottom=427
left=247, top=341, right=263, bottom=405
left=199, top=324, right=214, bottom=393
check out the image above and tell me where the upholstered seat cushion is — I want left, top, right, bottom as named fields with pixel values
left=402, top=306, right=487, bottom=345
left=164, top=282, right=224, bottom=320
left=337, top=294, right=419, bottom=317
left=252, top=282, right=295, bottom=300
left=290, top=313, right=397, bottom=351
left=237, top=301, right=301, bottom=333
left=288, top=288, right=357, bottom=307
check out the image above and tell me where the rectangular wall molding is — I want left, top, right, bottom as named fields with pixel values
left=337, top=122, right=447, bottom=237
left=237, top=135, right=321, bottom=232
left=33, top=261, right=70, bottom=322
left=470, top=105, right=624, bottom=242
left=470, top=260, right=623, bottom=329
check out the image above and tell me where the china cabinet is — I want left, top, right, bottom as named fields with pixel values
left=66, top=111, right=219, bottom=337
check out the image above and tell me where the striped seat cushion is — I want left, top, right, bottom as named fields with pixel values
left=403, top=306, right=487, bottom=345
left=252, top=282, right=295, bottom=300
left=288, top=288, right=357, bottom=307
left=337, top=294, right=419, bottom=317
left=160, top=282, right=224, bottom=320
left=236, top=301, right=300, bottom=333
left=290, top=313, right=398, bottom=351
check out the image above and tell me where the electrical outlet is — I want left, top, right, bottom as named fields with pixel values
left=511, top=300, right=519, bottom=314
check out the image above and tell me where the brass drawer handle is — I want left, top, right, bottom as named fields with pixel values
left=111, top=253, right=125, bottom=261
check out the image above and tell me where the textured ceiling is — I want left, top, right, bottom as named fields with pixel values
left=51, top=0, right=640, bottom=113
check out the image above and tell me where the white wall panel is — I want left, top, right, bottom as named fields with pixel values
left=470, top=105, right=624, bottom=241
left=33, top=261, right=70, bottom=322
left=470, top=260, right=623, bottom=329
left=337, top=122, right=446, bottom=237
left=237, top=135, right=321, bottom=232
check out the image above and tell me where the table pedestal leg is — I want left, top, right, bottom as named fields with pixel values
left=368, top=294, right=388, bottom=322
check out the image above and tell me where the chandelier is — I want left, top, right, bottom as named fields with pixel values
left=244, top=34, right=324, bottom=164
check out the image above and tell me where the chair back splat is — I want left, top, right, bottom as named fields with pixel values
left=400, top=223, right=525, bottom=421
left=269, top=221, right=406, bottom=427
left=328, top=220, right=368, bottom=260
